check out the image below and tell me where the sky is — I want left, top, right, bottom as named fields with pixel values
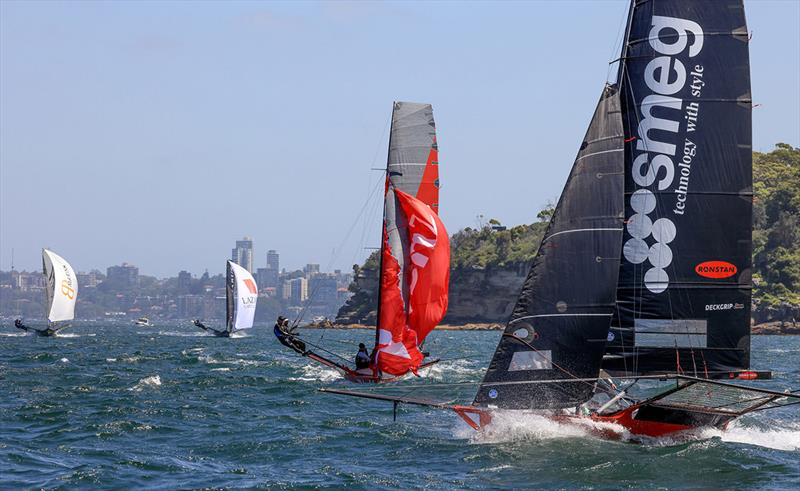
left=1, top=0, right=798, bottom=278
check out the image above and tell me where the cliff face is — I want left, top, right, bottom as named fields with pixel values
left=335, top=262, right=530, bottom=325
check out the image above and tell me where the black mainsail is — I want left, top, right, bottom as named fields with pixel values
left=474, top=86, right=625, bottom=409
left=604, top=0, right=753, bottom=376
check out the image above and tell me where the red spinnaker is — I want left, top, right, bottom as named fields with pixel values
left=375, top=190, right=450, bottom=376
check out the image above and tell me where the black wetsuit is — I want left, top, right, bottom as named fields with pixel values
left=15, top=319, right=57, bottom=337
left=355, top=349, right=371, bottom=369
left=194, top=320, right=229, bottom=337
left=274, top=322, right=306, bottom=354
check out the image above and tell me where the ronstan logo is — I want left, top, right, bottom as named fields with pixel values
left=695, top=261, right=737, bottom=279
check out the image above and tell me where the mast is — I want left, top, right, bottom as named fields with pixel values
left=605, top=0, right=753, bottom=376
left=226, top=261, right=235, bottom=333
left=374, top=102, right=396, bottom=350
left=475, top=86, right=625, bottom=409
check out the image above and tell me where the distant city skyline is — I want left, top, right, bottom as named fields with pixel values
left=2, top=1, right=798, bottom=276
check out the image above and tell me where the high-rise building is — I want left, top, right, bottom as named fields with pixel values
left=177, top=270, right=192, bottom=292
left=231, top=237, right=254, bottom=273
left=309, top=273, right=338, bottom=307
left=267, top=250, right=279, bottom=272
left=304, top=263, right=320, bottom=276
left=106, top=263, right=139, bottom=289
left=289, top=277, right=308, bottom=305
left=256, top=267, right=279, bottom=289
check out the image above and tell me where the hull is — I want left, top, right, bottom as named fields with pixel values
left=307, top=352, right=440, bottom=384
left=344, top=360, right=441, bottom=384
left=453, top=403, right=734, bottom=439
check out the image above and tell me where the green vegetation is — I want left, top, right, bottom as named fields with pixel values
left=752, top=143, right=800, bottom=313
left=449, top=222, right=548, bottom=269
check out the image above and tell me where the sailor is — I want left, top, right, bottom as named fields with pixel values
left=355, top=343, right=371, bottom=369
left=193, top=319, right=209, bottom=331
left=274, top=316, right=306, bottom=354
left=14, top=319, right=28, bottom=332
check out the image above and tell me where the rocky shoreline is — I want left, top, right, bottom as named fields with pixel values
left=305, top=321, right=799, bottom=335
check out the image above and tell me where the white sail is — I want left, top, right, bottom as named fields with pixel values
left=226, top=260, right=258, bottom=331
left=42, top=249, right=78, bottom=323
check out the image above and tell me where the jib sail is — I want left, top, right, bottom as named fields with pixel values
left=226, top=260, right=258, bottom=332
left=375, top=102, right=450, bottom=376
left=475, top=87, right=624, bottom=409
left=42, top=249, right=78, bottom=323
left=604, top=0, right=753, bottom=376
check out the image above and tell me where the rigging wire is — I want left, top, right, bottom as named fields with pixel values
left=291, top=113, right=392, bottom=329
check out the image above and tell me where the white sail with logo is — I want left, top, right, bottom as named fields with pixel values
left=42, top=249, right=78, bottom=323
left=226, top=260, right=258, bottom=332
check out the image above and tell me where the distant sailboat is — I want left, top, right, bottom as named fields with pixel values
left=193, top=261, right=258, bottom=337
left=322, top=0, right=800, bottom=436
left=134, top=317, right=152, bottom=327
left=14, top=249, right=78, bottom=337
left=276, top=101, right=451, bottom=383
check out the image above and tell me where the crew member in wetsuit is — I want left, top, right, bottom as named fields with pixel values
left=193, top=319, right=209, bottom=331
left=15, top=319, right=57, bottom=336
left=355, top=343, right=371, bottom=370
left=273, top=316, right=306, bottom=354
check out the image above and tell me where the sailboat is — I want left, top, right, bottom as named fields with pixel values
left=276, top=101, right=451, bottom=383
left=322, top=1, right=800, bottom=436
left=192, top=261, right=258, bottom=337
left=14, top=249, right=78, bottom=337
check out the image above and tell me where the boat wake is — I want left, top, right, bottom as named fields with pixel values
left=696, top=419, right=800, bottom=451
left=152, top=331, right=206, bottom=337
left=289, top=364, right=342, bottom=383
left=458, top=410, right=800, bottom=451
left=457, top=411, right=629, bottom=444
left=0, top=332, right=27, bottom=337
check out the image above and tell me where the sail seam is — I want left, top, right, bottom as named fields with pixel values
left=545, top=227, right=623, bottom=240
left=575, top=148, right=624, bottom=161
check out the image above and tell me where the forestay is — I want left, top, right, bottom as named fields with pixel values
left=605, top=0, right=753, bottom=376
left=226, top=260, right=258, bottom=332
left=475, top=86, right=625, bottom=409
left=42, top=249, right=78, bottom=323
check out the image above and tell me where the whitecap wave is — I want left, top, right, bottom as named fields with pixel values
left=59, top=357, right=69, bottom=363
left=422, top=359, right=481, bottom=381
left=129, top=375, right=162, bottom=391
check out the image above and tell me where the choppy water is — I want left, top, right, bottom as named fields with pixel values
left=1, top=325, right=798, bottom=489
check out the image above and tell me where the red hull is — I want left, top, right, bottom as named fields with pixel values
left=452, top=403, right=733, bottom=438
